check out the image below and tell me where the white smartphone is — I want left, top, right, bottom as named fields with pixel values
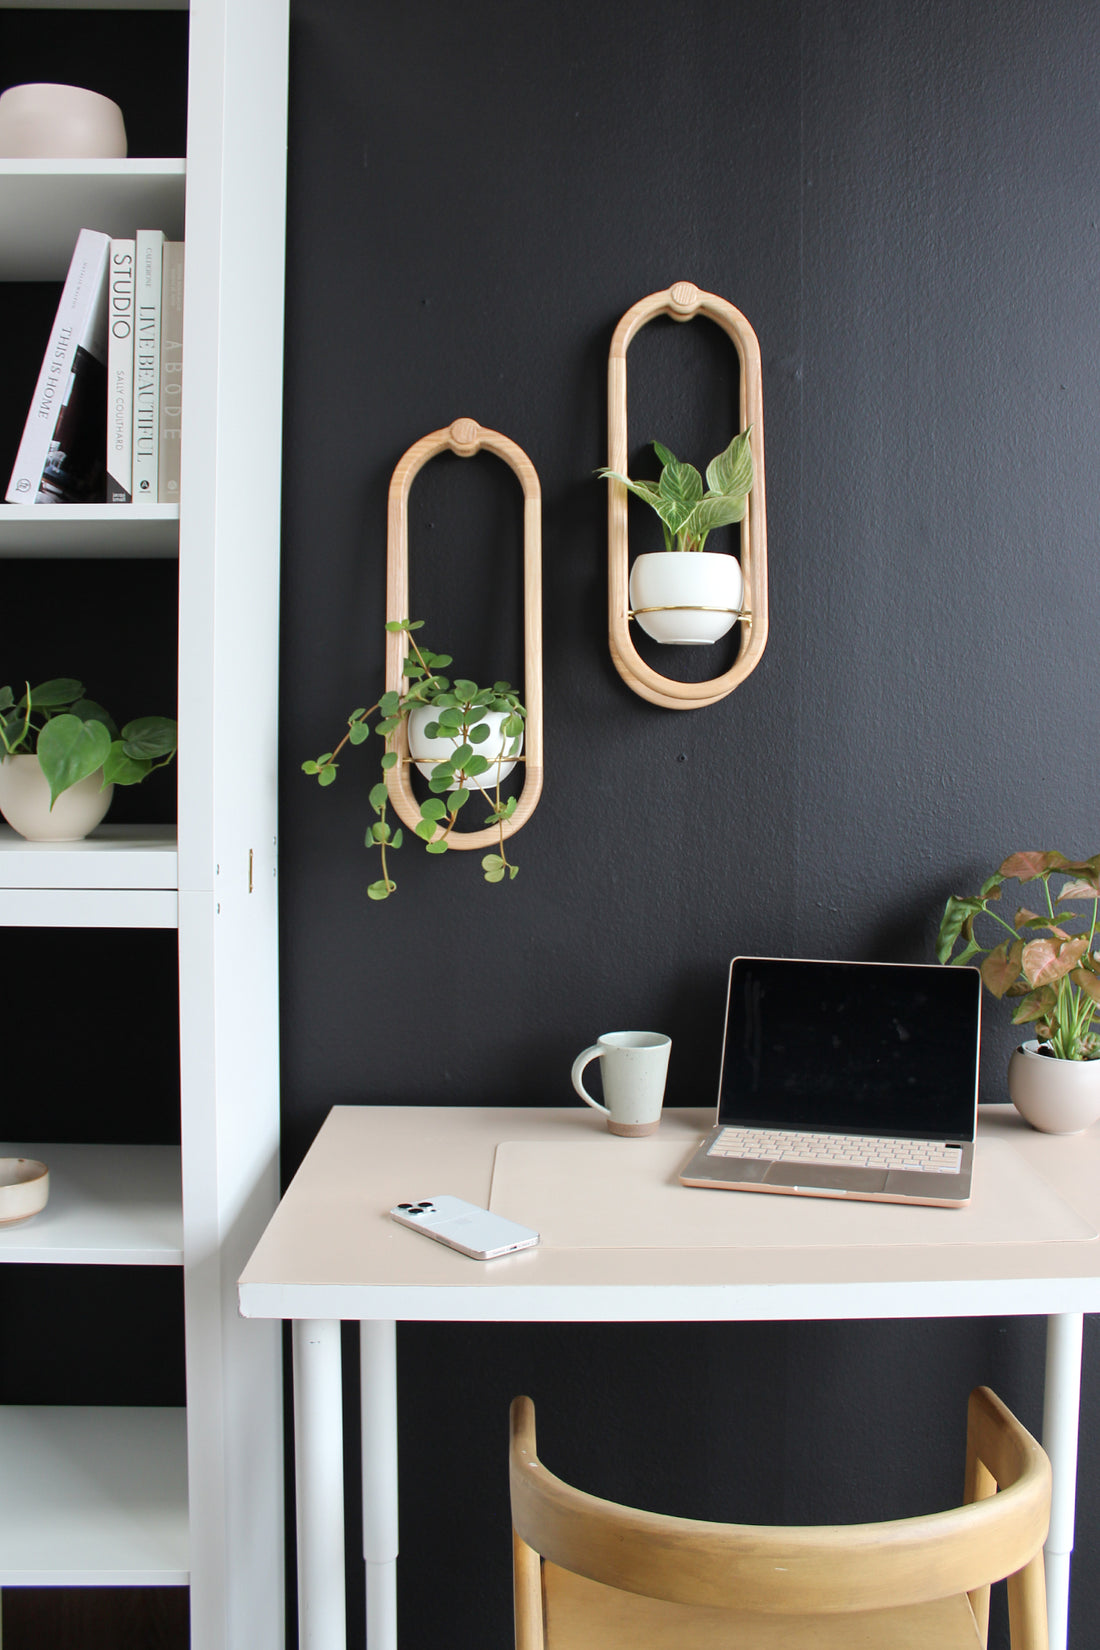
left=389, top=1195, right=540, bottom=1260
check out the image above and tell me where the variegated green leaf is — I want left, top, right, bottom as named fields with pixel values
left=705, top=428, right=753, bottom=498
left=683, top=492, right=748, bottom=542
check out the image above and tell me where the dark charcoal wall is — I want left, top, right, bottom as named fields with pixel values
left=279, top=2, right=1100, bottom=1646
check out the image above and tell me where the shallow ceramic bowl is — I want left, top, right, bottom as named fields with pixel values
left=0, top=1158, right=49, bottom=1225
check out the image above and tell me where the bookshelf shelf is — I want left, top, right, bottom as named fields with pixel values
left=0, top=161, right=186, bottom=280
left=0, top=1406, right=189, bottom=1586
left=0, top=503, right=179, bottom=556
left=0, top=1143, right=182, bottom=1265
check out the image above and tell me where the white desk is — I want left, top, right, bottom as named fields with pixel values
left=238, top=1104, right=1100, bottom=1650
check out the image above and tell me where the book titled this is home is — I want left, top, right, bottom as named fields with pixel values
left=132, top=228, right=165, bottom=501
left=106, top=238, right=136, bottom=504
left=5, top=227, right=112, bottom=505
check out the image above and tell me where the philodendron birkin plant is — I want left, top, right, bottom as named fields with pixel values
left=937, top=851, right=1100, bottom=1060
left=597, top=428, right=754, bottom=645
left=302, top=620, right=526, bottom=900
left=598, top=428, right=754, bottom=553
left=0, top=678, right=178, bottom=804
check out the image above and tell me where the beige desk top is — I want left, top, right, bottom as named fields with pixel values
left=238, top=1104, right=1100, bottom=1324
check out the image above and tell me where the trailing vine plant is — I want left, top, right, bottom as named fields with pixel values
left=302, top=620, right=526, bottom=900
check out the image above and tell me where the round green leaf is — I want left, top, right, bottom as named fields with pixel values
left=425, top=839, right=449, bottom=854
left=120, top=716, right=177, bottom=760
left=367, top=879, right=395, bottom=899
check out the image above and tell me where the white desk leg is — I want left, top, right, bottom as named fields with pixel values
left=293, top=1320, right=347, bottom=1650
left=1043, top=1312, right=1084, bottom=1650
left=361, top=1320, right=399, bottom=1650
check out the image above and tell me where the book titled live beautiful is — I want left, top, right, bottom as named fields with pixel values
left=132, top=228, right=165, bottom=501
left=5, top=227, right=111, bottom=505
left=158, top=241, right=184, bottom=503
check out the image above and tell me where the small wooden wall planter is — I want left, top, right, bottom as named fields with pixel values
left=607, top=281, right=768, bottom=710
left=384, top=418, right=543, bottom=850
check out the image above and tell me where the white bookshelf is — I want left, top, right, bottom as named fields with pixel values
left=0, top=1408, right=189, bottom=1586
left=0, top=1, right=287, bottom=1643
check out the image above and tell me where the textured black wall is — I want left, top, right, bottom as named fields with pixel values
left=279, top=2, right=1100, bottom=1646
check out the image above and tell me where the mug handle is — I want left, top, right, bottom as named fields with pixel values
left=571, top=1046, right=609, bottom=1115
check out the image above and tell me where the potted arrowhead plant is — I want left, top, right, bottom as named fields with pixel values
left=597, top=427, right=753, bottom=645
left=937, top=851, right=1100, bottom=1133
left=0, top=678, right=177, bottom=843
left=303, top=619, right=526, bottom=900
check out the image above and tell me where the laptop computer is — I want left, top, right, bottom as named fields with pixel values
left=679, top=956, right=982, bottom=1207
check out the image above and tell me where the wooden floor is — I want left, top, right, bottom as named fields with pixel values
left=1, top=1587, right=188, bottom=1648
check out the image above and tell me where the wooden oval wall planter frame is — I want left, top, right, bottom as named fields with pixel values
left=384, top=418, right=543, bottom=850
left=607, top=281, right=769, bottom=710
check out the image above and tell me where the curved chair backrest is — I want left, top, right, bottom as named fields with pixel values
left=510, top=1388, right=1050, bottom=1633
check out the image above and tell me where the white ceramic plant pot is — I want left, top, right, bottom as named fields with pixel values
left=407, top=707, right=522, bottom=792
left=628, top=550, right=744, bottom=645
left=0, top=83, right=127, bottom=159
left=1007, top=1039, right=1100, bottom=1135
left=0, top=753, right=113, bottom=842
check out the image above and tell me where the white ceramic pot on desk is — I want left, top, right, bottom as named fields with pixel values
left=1007, top=1040, right=1100, bottom=1134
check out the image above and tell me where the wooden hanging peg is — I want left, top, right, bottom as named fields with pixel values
left=607, top=281, right=768, bottom=710
left=384, top=418, right=544, bottom=850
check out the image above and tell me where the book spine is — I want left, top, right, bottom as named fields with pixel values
left=5, top=228, right=112, bottom=505
left=157, top=241, right=184, bottom=504
left=132, top=228, right=165, bottom=501
left=106, top=239, right=136, bottom=504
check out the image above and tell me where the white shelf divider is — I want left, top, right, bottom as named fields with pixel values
left=0, top=161, right=186, bottom=280
left=0, top=1144, right=182, bottom=1265
left=0, top=1406, right=189, bottom=1586
left=0, top=504, right=179, bottom=558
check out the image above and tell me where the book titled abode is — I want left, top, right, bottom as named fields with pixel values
left=5, top=227, right=112, bottom=505
left=158, top=241, right=184, bottom=502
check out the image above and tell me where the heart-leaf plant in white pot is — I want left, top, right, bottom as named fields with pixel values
left=303, top=619, right=526, bottom=901
left=937, top=850, right=1100, bottom=1133
left=598, top=427, right=753, bottom=645
left=0, top=678, right=177, bottom=842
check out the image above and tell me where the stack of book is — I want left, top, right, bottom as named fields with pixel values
left=5, top=225, right=185, bottom=507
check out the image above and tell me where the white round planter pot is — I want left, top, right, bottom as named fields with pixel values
left=0, top=83, right=127, bottom=159
left=407, top=707, right=522, bottom=792
left=629, top=551, right=744, bottom=645
left=1007, top=1039, right=1100, bottom=1135
left=0, top=753, right=113, bottom=842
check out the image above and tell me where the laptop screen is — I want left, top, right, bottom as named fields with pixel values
left=718, top=957, right=981, bottom=1141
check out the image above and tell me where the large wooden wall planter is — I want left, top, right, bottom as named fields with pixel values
left=384, top=418, right=543, bottom=850
left=607, top=281, right=768, bottom=710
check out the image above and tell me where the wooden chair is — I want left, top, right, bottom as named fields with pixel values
left=510, top=1387, right=1050, bottom=1649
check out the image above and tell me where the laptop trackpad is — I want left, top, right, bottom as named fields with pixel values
left=763, top=1163, right=889, bottom=1193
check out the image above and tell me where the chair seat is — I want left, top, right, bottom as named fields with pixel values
left=542, top=1563, right=985, bottom=1650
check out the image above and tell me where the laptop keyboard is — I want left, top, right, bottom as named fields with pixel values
left=707, top=1127, right=964, bottom=1175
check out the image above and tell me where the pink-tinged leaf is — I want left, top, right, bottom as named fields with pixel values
left=980, top=940, right=1024, bottom=998
left=1059, top=878, right=1100, bottom=901
left=1011, top=990, right=1053, bottom=1025
left=1021, top=936, right=1090, bottom=986
left=1013, top=907, right=1046, bottom=930
left=1070, top=968, right=1100, bottom=1006
left=1000, top=850, right=1066, bottom=881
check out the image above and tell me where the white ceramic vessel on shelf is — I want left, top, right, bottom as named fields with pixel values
left=0, top=82, right=127, bottom=158
left=0, top=753, right=113, bottom=842
left=407, top=707, right=522, bottom=792
left=0, top=1158, right=49, bottom=1225
left=629, top=550, right=744, bottom=645
left=1007, top=1039, right=1100, bottom=1134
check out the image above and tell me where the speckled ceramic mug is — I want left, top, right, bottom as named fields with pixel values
left=571, top=1031, right=671, bottom=1136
